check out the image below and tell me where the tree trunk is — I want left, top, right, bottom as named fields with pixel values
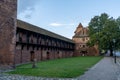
left=110, top=49, right=113, bottom=56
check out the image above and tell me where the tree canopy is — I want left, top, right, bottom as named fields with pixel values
left=88, top=13, right=120, bottom=56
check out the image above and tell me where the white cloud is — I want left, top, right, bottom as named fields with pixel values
left=49, top=23, right=75, bottom=27
left=18, top=7, right=35, bottom=19
left=18, top=0, right=40, bottom=13
left=49, top=23, right=62, bottom=26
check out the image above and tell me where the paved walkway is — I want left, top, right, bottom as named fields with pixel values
left=0, top=57, right=120, bottom=80
left=77, top=57, right=120, bottom=80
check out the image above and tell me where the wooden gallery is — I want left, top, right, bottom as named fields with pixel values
left=15, top=20, right=75, bottom=64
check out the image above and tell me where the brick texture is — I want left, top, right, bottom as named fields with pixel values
left=0, top=0, right=17, bottom=66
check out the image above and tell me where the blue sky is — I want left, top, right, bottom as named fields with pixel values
left=18, top=0, right=120, bottom=39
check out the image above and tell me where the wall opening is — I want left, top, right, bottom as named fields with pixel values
left=30, top=51, right=35, bottom=61
left=46, top=52, right=50, bottom=60
left=80, top=50, right=87, bottom=56
left=57, top=51, right=60, bottom=58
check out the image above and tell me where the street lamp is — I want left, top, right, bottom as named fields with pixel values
left=113, top=39, right=116, bottom=64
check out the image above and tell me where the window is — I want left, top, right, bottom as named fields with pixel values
left=86, top=37, right=89, bottom=40
left=82, top=38, right=85, bottom=41
left=83, top=45, right=85, bottom=48
left=80, top=45, right=81, bottom=47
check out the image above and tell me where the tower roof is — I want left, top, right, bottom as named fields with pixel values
left=77, top=23, right=83, bottom=28
left=74, top=23, right=83, bottom=33
left=73, top=23, right=89, bottom=38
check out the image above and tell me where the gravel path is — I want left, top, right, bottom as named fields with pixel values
left=0, top=57, right=120, bottom=80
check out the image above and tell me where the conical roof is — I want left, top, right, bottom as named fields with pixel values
left=77, top=23, right=83, bottom=28
left=73, top=23, right=89, bottom=38
left=74, top=23, right=83, bottom=33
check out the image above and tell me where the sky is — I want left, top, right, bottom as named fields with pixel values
left=18, top=0, right=120, bottom=39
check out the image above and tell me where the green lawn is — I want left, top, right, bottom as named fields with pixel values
left=8, top=56, right=103, bottom=78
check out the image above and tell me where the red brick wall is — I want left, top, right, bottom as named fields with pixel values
left=0, top=0, right=17, bottom=66
left=15, top=46, right=74, bottom=64
left=15, top=49, right=21, bottom=64
left=22, top=46, right=30, bottom=63
left=35, top=48, right=42, bottom=61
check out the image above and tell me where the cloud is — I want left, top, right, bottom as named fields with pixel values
left=18, top=7, right=35, bottom=19
left=18, top=0, right=40, bottom=13
left=49, top=23, right=75, bottom=27
left=49, top=23, right=62, bottom=26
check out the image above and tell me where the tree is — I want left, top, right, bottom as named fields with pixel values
left=100, top=18, right=120, bottom=56
left=88, top=13, right=120, bottom=56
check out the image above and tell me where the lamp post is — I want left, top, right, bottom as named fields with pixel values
left=113, top=39, right=116, bottom=64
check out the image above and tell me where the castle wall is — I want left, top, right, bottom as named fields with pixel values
left=15, top=28, right=75, bottom=64
left=15, top=46, right=74, bottom=64
left=0, top=0, right=17, bottom=66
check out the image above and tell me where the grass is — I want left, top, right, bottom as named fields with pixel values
left=8, top=56, right=103, bottom=78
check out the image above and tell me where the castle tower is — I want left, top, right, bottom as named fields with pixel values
left=0, top=0, right=17, bottom=66
left=72, top=23, right=99, bottom=56
left=72, top=23, right=89, bottom=56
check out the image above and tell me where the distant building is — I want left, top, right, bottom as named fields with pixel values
left=72, top=23, right=99, bottom=56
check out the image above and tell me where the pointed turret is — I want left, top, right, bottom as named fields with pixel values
left=77, top=23, right=83, bottom=28
left=74, top=23, right=83, bottom=34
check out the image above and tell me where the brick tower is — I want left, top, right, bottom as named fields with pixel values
left=72, top=23, right=99, bottom=56
left=0, top=0, right=17, bottom=66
